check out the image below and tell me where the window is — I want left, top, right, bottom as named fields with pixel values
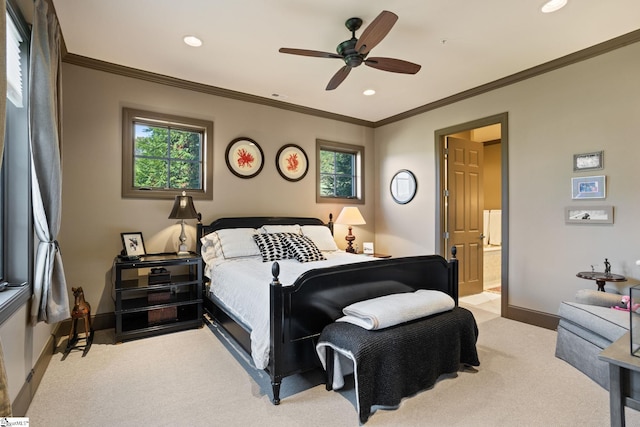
left=122, top=108, right=213, bottom=199
left=1, top=3, right=32, bottom=322
left=316, top=139, right=364, bottom=204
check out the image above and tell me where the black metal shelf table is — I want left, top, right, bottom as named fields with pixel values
left=113, top=253, right=203, bottom=343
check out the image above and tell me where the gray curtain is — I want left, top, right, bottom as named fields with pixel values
left=29, top=0, right=69, bottom=324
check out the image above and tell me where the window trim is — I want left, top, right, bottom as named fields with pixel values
left=122, top=108, right=214, bottom=200
left=316, top=139, right=365, bottom=204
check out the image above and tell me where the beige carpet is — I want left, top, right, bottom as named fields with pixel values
left=26, top=302, right=640, bottom=426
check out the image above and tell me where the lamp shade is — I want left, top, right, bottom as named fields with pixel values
left=168, top=191, right=198, bottom=219
left=335, top=207, right=366, bottom=225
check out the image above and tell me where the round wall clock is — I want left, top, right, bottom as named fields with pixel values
left=225, top=137, right=264, bottom=179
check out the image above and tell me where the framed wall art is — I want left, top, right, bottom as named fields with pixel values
left=565, top=206, right=613, bottom=224
left=121, top=232, right=146, bottom=256
left=573, top=151, right=603, bottom=172
left=225, top=137, right=264, bottom=179
left=276, top=144, right=308, bottom=182
left=571, top=175, right=606, bottom=199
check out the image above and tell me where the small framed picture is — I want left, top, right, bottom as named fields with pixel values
left=573, top=151, right=603, bottom=172
left=565, top=206, right=613, bottom=224
left=571, top=175, right=606, bottom=199
left=363, top=242, right=374, bottom=255
left=276, top=144, right=309, bottom=182
left=225, top=137, right=264, bottom=179
left=121, top=232, right=146, bottom=256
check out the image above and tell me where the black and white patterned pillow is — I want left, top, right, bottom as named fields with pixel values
left=253, top=233, right=297, bottom=262
left=282, top=234, right=326, bottom=263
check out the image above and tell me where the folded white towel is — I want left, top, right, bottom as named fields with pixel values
left=336, top=290, right=455, bottom=330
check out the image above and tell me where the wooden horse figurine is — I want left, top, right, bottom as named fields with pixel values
left=64, top=286, right=94, bottom=358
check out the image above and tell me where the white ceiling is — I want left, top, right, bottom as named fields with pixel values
left=50, top=0, right=640, bottom=123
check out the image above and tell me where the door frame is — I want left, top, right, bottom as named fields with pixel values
left=435, top=112, right=509, bottom=315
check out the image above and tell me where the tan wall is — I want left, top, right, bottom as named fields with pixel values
left=59, top=64, right=375, bottom=315
left=374, top=41, right=640, bottom=314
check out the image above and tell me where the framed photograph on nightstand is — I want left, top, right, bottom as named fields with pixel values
left=121, top=232, right=146, bottom=256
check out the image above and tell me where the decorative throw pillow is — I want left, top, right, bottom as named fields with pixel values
left=253, top=233, right=293, bottom=262
left=282, top=234, right=326, bottom=263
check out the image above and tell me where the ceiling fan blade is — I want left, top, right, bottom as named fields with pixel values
left=365, top=57, right=421, bottom=74
left=279, top=48, right=342, bottom=59
left=355, top=10, right=398, bottom=55
left=326, top=66, right=352, bottom=90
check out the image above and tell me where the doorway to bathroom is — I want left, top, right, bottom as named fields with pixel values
left=435, top=113, right=508, bottom=316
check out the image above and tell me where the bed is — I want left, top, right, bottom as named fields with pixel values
left=196, top=216, right=459, bottom=405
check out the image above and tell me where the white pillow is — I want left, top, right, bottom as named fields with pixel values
left=261, top=224, right=301, bottom=234
left=215, top=228, right=260, bottom=259
left=200, top=232, right=224, bottom=261
left=301, top=225, right=338, bottom=251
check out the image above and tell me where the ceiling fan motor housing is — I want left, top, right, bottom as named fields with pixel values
left=337, top=38, right=364, bottom=67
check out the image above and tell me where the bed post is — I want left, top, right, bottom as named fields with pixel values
left=269, top=262, right=283, bottom=405
left=449, top=246, right=459, bottom=305
left=327, top=213, right=334, bottom=235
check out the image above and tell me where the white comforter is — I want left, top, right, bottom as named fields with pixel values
left=206, top=252, right=379, bottom=369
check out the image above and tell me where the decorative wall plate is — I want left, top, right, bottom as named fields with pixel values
left=276, top=144, right=308, bottom=182
left=225, top=137, right=264, bottom=179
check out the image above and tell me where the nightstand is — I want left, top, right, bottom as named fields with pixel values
left=113, top=253, right=203, bottom=343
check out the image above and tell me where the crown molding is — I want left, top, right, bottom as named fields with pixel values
left=375, top=29, right=640, bottom=127
left=62, top=29, right=640, bottom=129
left=62, top=53, right=375, bottom=128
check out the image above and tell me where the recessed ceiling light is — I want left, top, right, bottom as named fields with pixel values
left=183, top=35, right=203, bottom=47
left=363, top=89, right=376, bottom=96
left=541, top=0, right=568, bottom=13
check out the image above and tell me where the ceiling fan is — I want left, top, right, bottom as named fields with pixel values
left=279, top=10, right=421, bottom=91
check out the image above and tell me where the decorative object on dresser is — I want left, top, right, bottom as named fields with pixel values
left=335, top=206, right=366, bottom=253
left=225, top=137, right=264, bottom=179
left=196, top=216, right=460, bottom=405
left=276, top=144, right=309, bottom=182
left=113, top=253, right=203, bottom=343
left=168, top=191, right=200, bottom=255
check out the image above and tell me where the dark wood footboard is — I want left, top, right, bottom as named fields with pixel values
left=268, top=252, right=458, bottom=404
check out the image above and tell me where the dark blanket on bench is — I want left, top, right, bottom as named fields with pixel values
left=317, top=306, right=479, bottom=424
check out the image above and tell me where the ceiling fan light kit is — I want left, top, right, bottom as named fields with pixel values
left=279, top=10, right=421, bottom=91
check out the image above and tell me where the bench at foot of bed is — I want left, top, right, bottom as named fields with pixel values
left=316, top=307, right=480, bottom=424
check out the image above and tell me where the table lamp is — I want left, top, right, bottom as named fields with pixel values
left=168, top=191, right=199, bottom=254
left=335, top=207, right=366, bottom=253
